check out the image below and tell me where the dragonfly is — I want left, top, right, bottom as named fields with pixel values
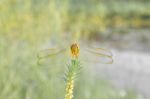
left=37, top=42, right=113, bottom=65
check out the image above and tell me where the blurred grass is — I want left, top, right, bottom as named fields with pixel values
left=0, top=0, right=148, bottom=98
left=0, top=0, right=150, bottom=40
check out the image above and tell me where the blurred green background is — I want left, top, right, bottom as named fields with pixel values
left=0, top=0, right=150, bottom=99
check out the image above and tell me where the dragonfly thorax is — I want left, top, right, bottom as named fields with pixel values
left=70, top=43, right=79, bottom=58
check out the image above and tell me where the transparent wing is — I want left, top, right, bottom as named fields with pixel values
left=37, top=48, right=68, bottom=65
left=37, top=48, right=66, bottom=59
left=80, top=47, right=113, bottom=64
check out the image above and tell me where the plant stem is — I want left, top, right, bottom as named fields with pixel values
left=65, top=59, right=80, bottom=99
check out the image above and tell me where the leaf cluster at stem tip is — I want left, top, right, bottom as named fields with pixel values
left=64, top=59, right=81, bottom=82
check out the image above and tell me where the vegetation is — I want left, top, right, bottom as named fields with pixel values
left=0, top=0, right=149, bottom=40
left=0, top=0, right=148, bottom=99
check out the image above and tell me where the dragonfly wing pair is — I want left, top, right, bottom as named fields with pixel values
left=37, top=48, right=68, bottom=65
left=80, top=47, right=113, bottom=64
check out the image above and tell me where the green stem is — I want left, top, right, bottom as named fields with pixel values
left=65, top=59, right=81, bottom=99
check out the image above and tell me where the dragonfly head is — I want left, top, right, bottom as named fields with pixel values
left=70, top=43, right=79, bottom=58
